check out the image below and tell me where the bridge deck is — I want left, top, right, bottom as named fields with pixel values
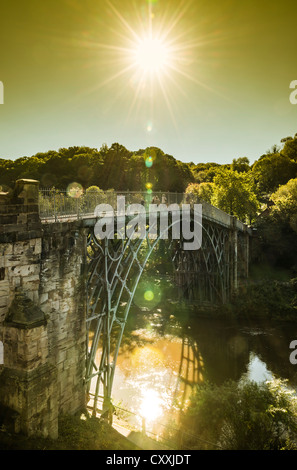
left=39, top=190, right=252, bottom=234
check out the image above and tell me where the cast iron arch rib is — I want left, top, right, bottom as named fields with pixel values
left=85, top=213, right=230, bottom=418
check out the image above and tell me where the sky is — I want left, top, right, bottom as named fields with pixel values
left=0, top=0, right=297, bottom=165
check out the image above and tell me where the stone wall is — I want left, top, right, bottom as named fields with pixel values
left=40, top=221, right=86, bottom=416
left=0, top=180, right=86, bottom=439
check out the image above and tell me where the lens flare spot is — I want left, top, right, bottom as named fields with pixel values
left=145, top=156, right=153, bottom=168
left=144, top=290, right=154, bottom=301
left=134, top=281, right=162, bottom=309
left=67, top=183, right=83, bottom=198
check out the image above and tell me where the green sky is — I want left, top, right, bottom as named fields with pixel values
left=0, top=0, right=296, bottom=164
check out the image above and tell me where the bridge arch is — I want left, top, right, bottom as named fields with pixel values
left=85, top=211, right=230, bottom=419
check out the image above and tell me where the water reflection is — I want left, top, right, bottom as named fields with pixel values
left=140, top=389, right=163, bottom=423
left=112, top=331, right=201, bottom=432
left=240, top=352, right=273, bottom=384
left=89, top=307, right=297, bottom=442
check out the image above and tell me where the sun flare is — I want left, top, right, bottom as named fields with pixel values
left=140, top=388, right=163, bottom=423
left=133, top=36, right=172, bottom=74
left=73, top=0, right=226, bottom=128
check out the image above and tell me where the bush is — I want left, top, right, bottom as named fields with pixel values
left=179, top=379, right=297, bottom=450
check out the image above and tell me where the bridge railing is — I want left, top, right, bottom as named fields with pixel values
left=39, top=188, right=249, bottom=231
left=39, top=189, right=190, bottom=222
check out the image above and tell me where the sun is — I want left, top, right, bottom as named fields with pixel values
left=133, top=36, right=172, bottom=75
left=73, top=1, right=227, bottom=128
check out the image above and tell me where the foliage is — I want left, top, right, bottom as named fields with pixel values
left=186, top=169, right=259, bottom=222
left=281, top=136, right=297, bottom=161
left=222, top=278, right=297, bottom=320
left=252, top=152, right=297, bottom=197
left=86, top=185, right=103, bottom=194
left=191, top=162, right=222, bottom=183
left=0, top=144, right=194, bottom=193
left=254, top=178, right=297, bottom=271
left=231, top=156, right=250, bottom=173
left=211, top=168, right=259, bottom=222
left=270, top=178, right=297, bottom=232
left=1, top=133, right=297, bottom=225
left=185, top=182, right=214, bottom=203
left=179, top=379, right=297, bottom=450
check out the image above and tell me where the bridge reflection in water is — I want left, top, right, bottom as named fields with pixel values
left=87, top=327, right=203, bottom=442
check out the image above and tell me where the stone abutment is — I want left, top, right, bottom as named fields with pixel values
left=0, top=180, right=86, bottom=439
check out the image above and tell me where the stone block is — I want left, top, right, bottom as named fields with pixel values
left=0, top=363, right=58, bottom=439
left=3, top=323, right=48, bottom=371
left=39, top=293, right=48, bottom=305
left=0, top=306, right=8, bottom=322
left=0, top=295, right=9, bottom=309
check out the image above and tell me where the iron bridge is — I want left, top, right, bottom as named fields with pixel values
left=73, top=193, right=252, bottom=421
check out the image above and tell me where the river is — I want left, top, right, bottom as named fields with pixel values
left=108, top=303, right=297, bottom=440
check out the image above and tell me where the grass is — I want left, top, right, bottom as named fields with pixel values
left=0, top=413, right=141, bottom=450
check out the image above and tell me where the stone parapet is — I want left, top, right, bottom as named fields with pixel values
left=0, top=179, right=42, bottom=243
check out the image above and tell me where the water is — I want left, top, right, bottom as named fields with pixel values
left=109, top=306, right=297, bottom=438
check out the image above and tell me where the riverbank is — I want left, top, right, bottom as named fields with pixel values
left=171, top=277, right=297, bottom=322
left=144, top=262, right=297, bottom=322
left=0, top=413, right=140, bottom=450
left=225, top=277, right=297, bottom=321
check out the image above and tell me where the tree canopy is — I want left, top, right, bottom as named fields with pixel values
left=1, top=133, right=297, bottom=225
left=0, top=143, right=194, bottom=193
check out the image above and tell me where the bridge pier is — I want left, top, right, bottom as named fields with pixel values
left=0, top=180, right=86, bottom=439
left=230, top=217, right=238, bottom=295
left=243, top=231, right=250, bottom=279
left=1, top=293, right=58, bottom=437
left=229, top=216, right=251, bottom=296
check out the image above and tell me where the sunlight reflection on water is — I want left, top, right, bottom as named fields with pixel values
left=109, top=331, right=201, bottom=433
left=241, top=352, right=273, bottom=384
left=88, top=316, right=293, bottom=440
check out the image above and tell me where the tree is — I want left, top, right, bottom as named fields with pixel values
left=212, top=169, right=259, bottom=222
left=270, top=178, right=297, bottom=233
left=97, top=143, right=132, bottom=190
left=254, top=178, right=297, bottom=270
left=185, top=182, right=214, bottom=203
left=281, top=136, right=297, bottom=161
left=231, top=157, right=250, bottom=173
left=252, top=153, right=297, bottom=197
left=178, top=379, right=297, bottom=450
left=86, top=185, right=103, bottom=194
